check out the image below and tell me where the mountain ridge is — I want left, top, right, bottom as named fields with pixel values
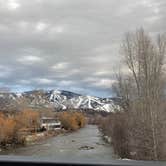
left=0, top=89, right=120, bottom=112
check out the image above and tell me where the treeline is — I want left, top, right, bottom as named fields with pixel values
left=0, top=109, right=40, bottom=148
left=58, top=111, right=86, bottom=131
left=100, top=29, right=166, bottom=160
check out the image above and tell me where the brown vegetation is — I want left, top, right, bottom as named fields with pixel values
left=58, top=111, right=86, bottom=131
left=0, top=109, right=40, bottom=148
left=0, top=107, right=86, bottom=148
left=15, top=109, right=40, bottom=132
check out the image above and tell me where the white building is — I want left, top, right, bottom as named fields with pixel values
left=41, top=117, right=61, bottom=131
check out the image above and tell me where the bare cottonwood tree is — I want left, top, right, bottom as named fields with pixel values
left=113, top=28, right=166, bottom=160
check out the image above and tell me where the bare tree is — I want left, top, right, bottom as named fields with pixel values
left=113, top=28, right=166, bottom=160
left=112, top=72, right=133, bottom=111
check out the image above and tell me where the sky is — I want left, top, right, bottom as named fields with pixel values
left=0, top=0, right=165, bottom=97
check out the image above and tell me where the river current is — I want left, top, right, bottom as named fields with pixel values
left=0, top=125, right=115, bottom=163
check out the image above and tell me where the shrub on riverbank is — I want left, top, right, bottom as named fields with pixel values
left=15, top=109, right=40, bottom=132
left=59, top=111, right=86, bottom=131
left=0, top=109, right=40, bottom=148
left=99, top=113, right=130, bottom=158
left=99, top=110, right=166, bottom=160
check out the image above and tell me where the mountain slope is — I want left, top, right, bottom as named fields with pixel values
left=0, top=90, right=120, bottom=112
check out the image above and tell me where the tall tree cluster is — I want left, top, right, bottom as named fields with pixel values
left=112, top=28, right=166, bottom=160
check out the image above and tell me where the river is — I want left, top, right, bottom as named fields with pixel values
left=0, top=125, right=116, bottom=163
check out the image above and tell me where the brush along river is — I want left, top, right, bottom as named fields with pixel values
left=0, top=125, right=116, bottom=162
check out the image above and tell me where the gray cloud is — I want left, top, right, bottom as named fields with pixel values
left=0, top=0, right=165, bottom=97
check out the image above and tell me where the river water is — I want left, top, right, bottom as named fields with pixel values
left=0, top=125, right=115, bottom=163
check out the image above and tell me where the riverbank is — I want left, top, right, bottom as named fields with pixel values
left=0, top=126, right=86, bottom=152
left=0, top=129, right=65, bottom=151
left=0, top=110, right=86, bottom=151
left=0, top=125, right=115, bottom=162
left=25, top=129, right=67, bottom=145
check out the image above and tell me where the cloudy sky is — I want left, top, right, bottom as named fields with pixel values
left=0, top=0, right=165, bottom=97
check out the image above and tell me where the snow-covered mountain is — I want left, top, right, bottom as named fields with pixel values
left=0, top=90, right=120, bottom=112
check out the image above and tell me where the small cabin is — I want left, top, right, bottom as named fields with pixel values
left=40, top=117, right=61, bottom=131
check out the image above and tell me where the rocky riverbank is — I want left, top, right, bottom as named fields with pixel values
left=0, top=129, right=68, bottom=152
left=25, top=130, right=66, bottom=145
